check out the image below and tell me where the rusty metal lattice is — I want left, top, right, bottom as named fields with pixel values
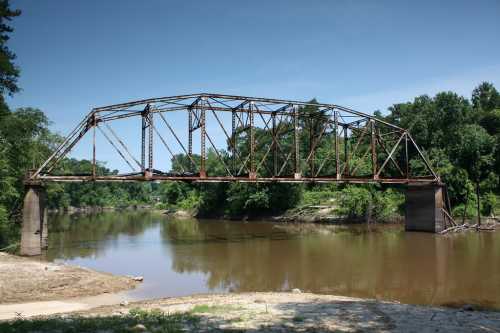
left=28, top=93, right=440, bottom=184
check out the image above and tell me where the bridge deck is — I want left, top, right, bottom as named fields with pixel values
left=30, top=175, right=438, bottom=184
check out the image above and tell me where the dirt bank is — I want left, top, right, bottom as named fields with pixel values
left=3, top=292, right=500, bottom=332
left=0, top=252, right=138, bottom=304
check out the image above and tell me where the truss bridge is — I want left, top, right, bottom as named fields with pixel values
left=20, top=93, right=452, bottom=256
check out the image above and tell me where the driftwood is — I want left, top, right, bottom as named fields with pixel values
left=440, top=222, right=497, bottom=235
left=442, top=208, right=457, bottom=227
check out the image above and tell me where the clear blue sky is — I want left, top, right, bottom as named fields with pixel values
left=7, top=0, right=500, bottom=171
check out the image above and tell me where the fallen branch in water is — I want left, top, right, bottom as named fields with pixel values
left=440, top=223, right=497, bottom=234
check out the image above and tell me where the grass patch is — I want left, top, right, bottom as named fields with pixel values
left=0, top=308, right=200, bottom=333
left=190, top=304, right=243, bottom=314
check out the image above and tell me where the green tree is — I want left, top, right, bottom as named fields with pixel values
left=0, top=0, right=20, bottom=97
left=472, top=82, right=500, bottom=112
left=452, top=124, right=496, bottom=223
left=158, top=182, right=190, bottom=205
left=0, top=0, right=21, bottom=248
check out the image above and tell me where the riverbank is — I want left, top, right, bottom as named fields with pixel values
left=48, top=204, right=156, bottom=214
left=2, top=252, right=500, bottom=331
left=2, top=292, right=500, bottom=332
left=49, top=203, right=499, bottom=226
left=166, top=206, right=404, bottom=224
left=0, top=252, right=138, bottom=304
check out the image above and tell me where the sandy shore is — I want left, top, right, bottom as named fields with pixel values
left=0, top=252, right=137, bottom=304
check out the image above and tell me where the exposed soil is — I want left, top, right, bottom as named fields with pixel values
left=0, top=252, right=138, bottom=304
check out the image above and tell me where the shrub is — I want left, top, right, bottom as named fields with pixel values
left=0, top=206, right=18, bottom=250
left=373, top=188, right=405, bottom=220
left=482, top=192, right=497, bottom=216
left=336, top=186, right=372, bottom=218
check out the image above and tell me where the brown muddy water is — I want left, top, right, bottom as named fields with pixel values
left=46, top=211, right=500, bottom=309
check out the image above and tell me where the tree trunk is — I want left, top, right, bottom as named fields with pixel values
left=476, top=181, right=481, bottom=229
left=462, top=187, right=469, bottom=224
left=365, top=198, right=373, bottom=224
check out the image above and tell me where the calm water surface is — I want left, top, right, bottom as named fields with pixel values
left=46, top=211, right=500, bottom=309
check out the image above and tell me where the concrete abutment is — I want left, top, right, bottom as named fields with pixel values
left=20, top=185, right=47, bottom=256
left=405, top=184, right=446, bottom=233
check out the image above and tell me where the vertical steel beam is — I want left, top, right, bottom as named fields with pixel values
left=371, top=120, right=377, bottom=179
left=188, top=107, right=193, bottom=172
left=92, top=114, right=96, bottom=179
left=272, top=112, right=277, bottom=177
left=148, top=111, right=153, bottom=172
left=141, top=108, right=147, bottom=173
left=249, top=102, right=256, bottom=179
left=232, top=110, right=236, bottom=175
left=200, top=98, right=206, bottom=178
left=334, top=111, right=340, bottom=180
left=294, top=106, right=301, bottom=179
left=309, top=115, right=315, bottom=177
left=405, top=132, right=409, bottom=179
left=344, top=125, right=349, bottom=177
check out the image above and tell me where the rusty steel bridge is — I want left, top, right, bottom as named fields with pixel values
left=20, top=93, right=452, bottom=256
left=28, top=93, right=439, bottom=185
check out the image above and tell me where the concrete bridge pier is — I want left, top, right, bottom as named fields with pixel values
left=20, top=185, right=48, bottom=256
left=405, top=184, right=445, bottom=233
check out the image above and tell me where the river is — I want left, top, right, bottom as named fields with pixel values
left=46, top=211, right=500, bottom=310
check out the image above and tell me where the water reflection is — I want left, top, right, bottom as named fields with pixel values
left=48, top=211, right=159, bottom=260
left=47, top=211, right=500, bottom=309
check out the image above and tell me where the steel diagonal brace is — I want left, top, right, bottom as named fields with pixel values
left=103, top=121, right=142, bottom=169
left=156, top=111, right=197, bottom=168
left=229, top=111, right=251, bottom=175
left=204, top=129, right=233, bottom=176
left=304, top=117, right=330, bottom=166
left=375, top=132, right=406, bottom=179
left=250, top=104, right=276, bottom=176
left=272, top=113, right=296, bottom=176
left=341, top=122, right=369, bottom=176
left=45, top=119, right=94, bottom=175
left=278, top=152, right=294, bottom=176
left=266, top=113, right=294, bottom=173
left=314, top=122, right=343, bottom=177
left=376, top=131, right=405, bottom=177
left=350, top=145, right=371, bottom=176
left=407, top=133, right=439, bottom=180
left=254, top=120, right=277, bottom=175
left=145, top=113, right=186, bottom=173
left=206, top=100, right=249, bottom=174
left=32, top=112, right=93, bottom=177
left=97, top=125, right=136, bottom=172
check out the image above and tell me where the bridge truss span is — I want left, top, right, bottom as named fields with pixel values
left=29, top=93, right=439, bottom=185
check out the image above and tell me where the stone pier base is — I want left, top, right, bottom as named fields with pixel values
left=405, top=184, right=445, bottom=233
left=20, top=186, right=47, bottom=256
